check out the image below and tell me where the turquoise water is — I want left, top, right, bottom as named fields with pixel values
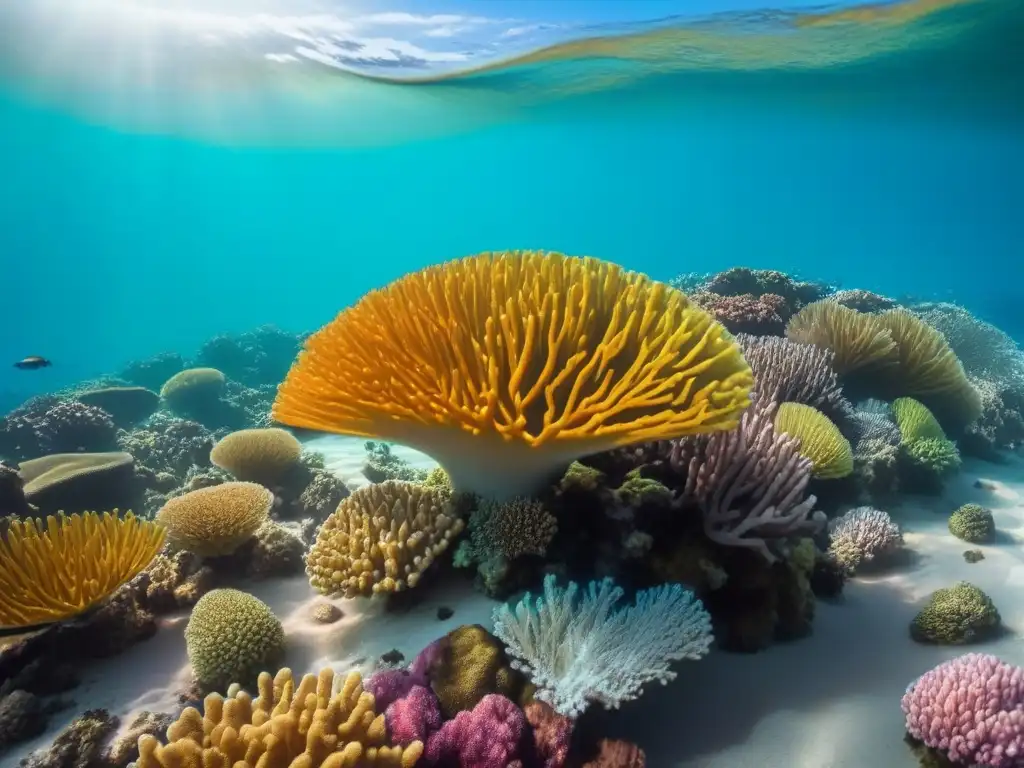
left=1, top=0, right=1022, bottom=406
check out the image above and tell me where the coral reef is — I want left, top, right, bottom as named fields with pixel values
left=826, top=507, right=903, bottom=574
left=209, top=427, right=302, bottom=484
left=364, top=441, right=430, bottom=484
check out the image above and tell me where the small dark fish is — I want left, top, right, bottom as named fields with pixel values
left=14, top=356, right=51, bottom=370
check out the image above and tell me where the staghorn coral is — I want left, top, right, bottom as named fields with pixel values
left=910, top=581, right=1001, bottom=645
left=773, top=402, right=853, bottom=479
left=671, top=398, right=826, bottom=562
left=735, top=334, right=848, bottom=418
left=786, top=301, right=898, bottom=376
left=209, top=427, right=302, bottom=485
left=827, top=506, right=903, bottom=574
left=948, top=503, right=995, bottom=544
left=828, top=289, right=896, bottom=313
left=0, top=511, right=165, bottom=629
left=137, top=667, right=422, bottom=767
left=184, top=588, right=285, bottom=692
left=902, top=653, right=1024, bottom=768
left=75, top=386, right=159, bottom=428
left=305, top=480, right=463, bottom=598
left=492, top=574, right=713, bottom=718
left=156, top=481, right=272, bottom=557
left=272, top=251, right=753, bottom=501
left=688, top=291, right=788, bottom=336
left=468, top=497, right=558, bottom=562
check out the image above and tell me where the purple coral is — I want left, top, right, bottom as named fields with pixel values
left=386, top=684, right=442, bottom=746
left=366, top=667, right=427, bottom=711
left=690, top=291, right=788, bottom=336
left=425, top=694, right=527, bottom=768
left=670, top=397, right=825, bottom=562
left=903, top=653, right=1024, bottom=767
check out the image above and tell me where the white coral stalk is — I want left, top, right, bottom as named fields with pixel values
left=492, top=574, right=713, bottom=718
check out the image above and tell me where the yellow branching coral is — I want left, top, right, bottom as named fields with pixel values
left=876, top=309, right=982, bottom=427
left=306, top=480, right=463, bottom=598
left=786, top=301, right=898, bottom=376
left=137, top=667, right=422, bottom=768
left=210, top=428, right=302, bottom=485
left=157, top=482, right=272, bottom=557
left=774, top=402, right=853, bottom=479
left=272, top=251, right=753, bottom=500
left=0, top=511, right=165, bottom=629
left=892, top=397, right=947, bottom=443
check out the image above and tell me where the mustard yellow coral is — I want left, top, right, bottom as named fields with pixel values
left=272, top=251, right=753, bottom=501
left=137, top=667, right=422, bottom=768
left=210, top=427, right=302, bottom=484
left=786, top=301, right=898, bottom=376
left=159, top=367, right=225, bottom=403
left=156, top=482, right=272, bottom=557
left=306, top=480, right=463, bottom=598
left=185, top=588, right=286, bottom=691
left=0, top=511, right=165, bottom=629
left=774, top=402, right=854, bottom=479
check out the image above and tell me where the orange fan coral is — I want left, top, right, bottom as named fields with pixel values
left=273, top=251, right=754, bottom=500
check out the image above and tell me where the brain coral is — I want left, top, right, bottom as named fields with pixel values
left=156, top=481, right=272, bottom=557
left=184, top=588, right=285, bottom=691
left=773, top=402, right=853, bottom=479
left=306, top=480, right=463, bottom=598
left=0, top=511, right=165, bottom=629
left=209, top=427, right=302, bottom=484
left=903, top=653, right=1024, bottom=768
left=271, top=250, right=754, bottom=501
left=138, top=667, right=422, bottom=767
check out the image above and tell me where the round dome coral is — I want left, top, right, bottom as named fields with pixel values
left=272, top=251, right=754, bottom=500
left=156, top=481, right=272, bottom=557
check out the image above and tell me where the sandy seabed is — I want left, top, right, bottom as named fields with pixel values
left=7, top=436, right=1024, bottom=768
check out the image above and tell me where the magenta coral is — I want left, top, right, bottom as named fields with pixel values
left=366, top=668, right=427, bottom=711
left=902, top=653, right=1024, bottom=766
left=425, top=693, right=526, bottom=767
left=386, top=684, right=442, bottom=746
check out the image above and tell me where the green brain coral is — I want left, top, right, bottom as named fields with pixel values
left=909, top=581, right=1000, bottom=645
left=948, top=503, right=995, bottom=544
left=184, top=588, right=285, bottom=691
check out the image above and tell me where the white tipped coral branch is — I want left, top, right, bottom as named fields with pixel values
left=671, top=397, right=825, bottom=562
left=492, top=574, right=713, bottom=719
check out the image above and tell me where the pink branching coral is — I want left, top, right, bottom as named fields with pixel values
left=670, top=397, right=826, bottom=562
left=902, top=653, right=1024, bottom=767
left=425, top=694, right=526, bottom=767
left=736, top=334, right=849, bottom=419
left=690, top=292, right=788, bottom=336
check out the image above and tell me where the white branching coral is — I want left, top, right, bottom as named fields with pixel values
left=491, top=574, right=713, bottom=718
left=827, top=506, right=904, bottom=574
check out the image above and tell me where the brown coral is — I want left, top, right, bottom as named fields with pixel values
left=469, top=497, right=558, bottom=562
left=137, top=667, right=422, bottom=768
left=306, top=480, right=463, bottom=598
left=691, top=291, right=788, bottom=336
left=209, top=427, right=302, bottom=485
left=156, top=482, right=272, bottom=557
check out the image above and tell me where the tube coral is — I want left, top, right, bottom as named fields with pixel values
left=272, top=251, right=754, bottom=500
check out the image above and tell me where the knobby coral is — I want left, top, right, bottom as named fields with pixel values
left=0, top=511, right=165, bottom=629
left=305, top=480, right=463, bottom=598
left=137, top=667, right=422, bottom=767
left=670, top=398, right=826, bottom=562
left=492, top=574, right=713, bottom=718
left=272, top=251, right=754, bottom=501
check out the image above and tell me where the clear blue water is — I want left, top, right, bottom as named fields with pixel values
left=0, top=0, right=1021, bottom=410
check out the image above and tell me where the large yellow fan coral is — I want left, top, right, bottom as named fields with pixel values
left=272, top=251, right=754, bottom=500
left=0, top=511, right=165, bottom=629
left=785, top=301, right=898, bottom=376
left=137, top=667, right=421, bottom=768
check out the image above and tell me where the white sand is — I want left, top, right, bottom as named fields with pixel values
left=302, top=435, right=439, bottom=490
left=7, top=435, right=1024, bottom=768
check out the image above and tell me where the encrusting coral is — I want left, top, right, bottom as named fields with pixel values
left=210, top=427, right=302, bottom=484
left=271, top=251, right=754, bottom=501
left=773, top=402, right=853, bottom=479
left=0, top=511, right=165, bottom=629
left=156, top=481, right=272, bottom=557
left=184, top=588, right=285, bottom=692
left=305, top=480, right=463, bottom=598
left=137, top=667, right=422, bottom=767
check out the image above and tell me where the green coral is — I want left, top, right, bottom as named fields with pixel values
left=558, top=461, right=605, bottom=493
left=909, top=581, right=1000, bottom=645
left=615, top=470, right=673, bottom=510
left=422, top=467, right=453, bottom=493
left=948, top=503, right=995, bottom=543
left=184, top=588, right=285, bottom=691
left=892, top=397, right=947, bottom=442
left=903, top=438, right=962, bottom=474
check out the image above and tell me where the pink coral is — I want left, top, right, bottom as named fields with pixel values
left=690, top=291, right=788, bottom=336
left=425, top=693, right=526, bottom=767
left=902, top=653, right=1024, bottom=766
left=386, top=685, right=442, bottom=746
left=366, top=668, right=427, bottom=710
left=523, top=701, right=571, bottom=768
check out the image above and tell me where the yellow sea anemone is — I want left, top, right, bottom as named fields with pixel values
left=272, top=251, right=753, bottom=500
